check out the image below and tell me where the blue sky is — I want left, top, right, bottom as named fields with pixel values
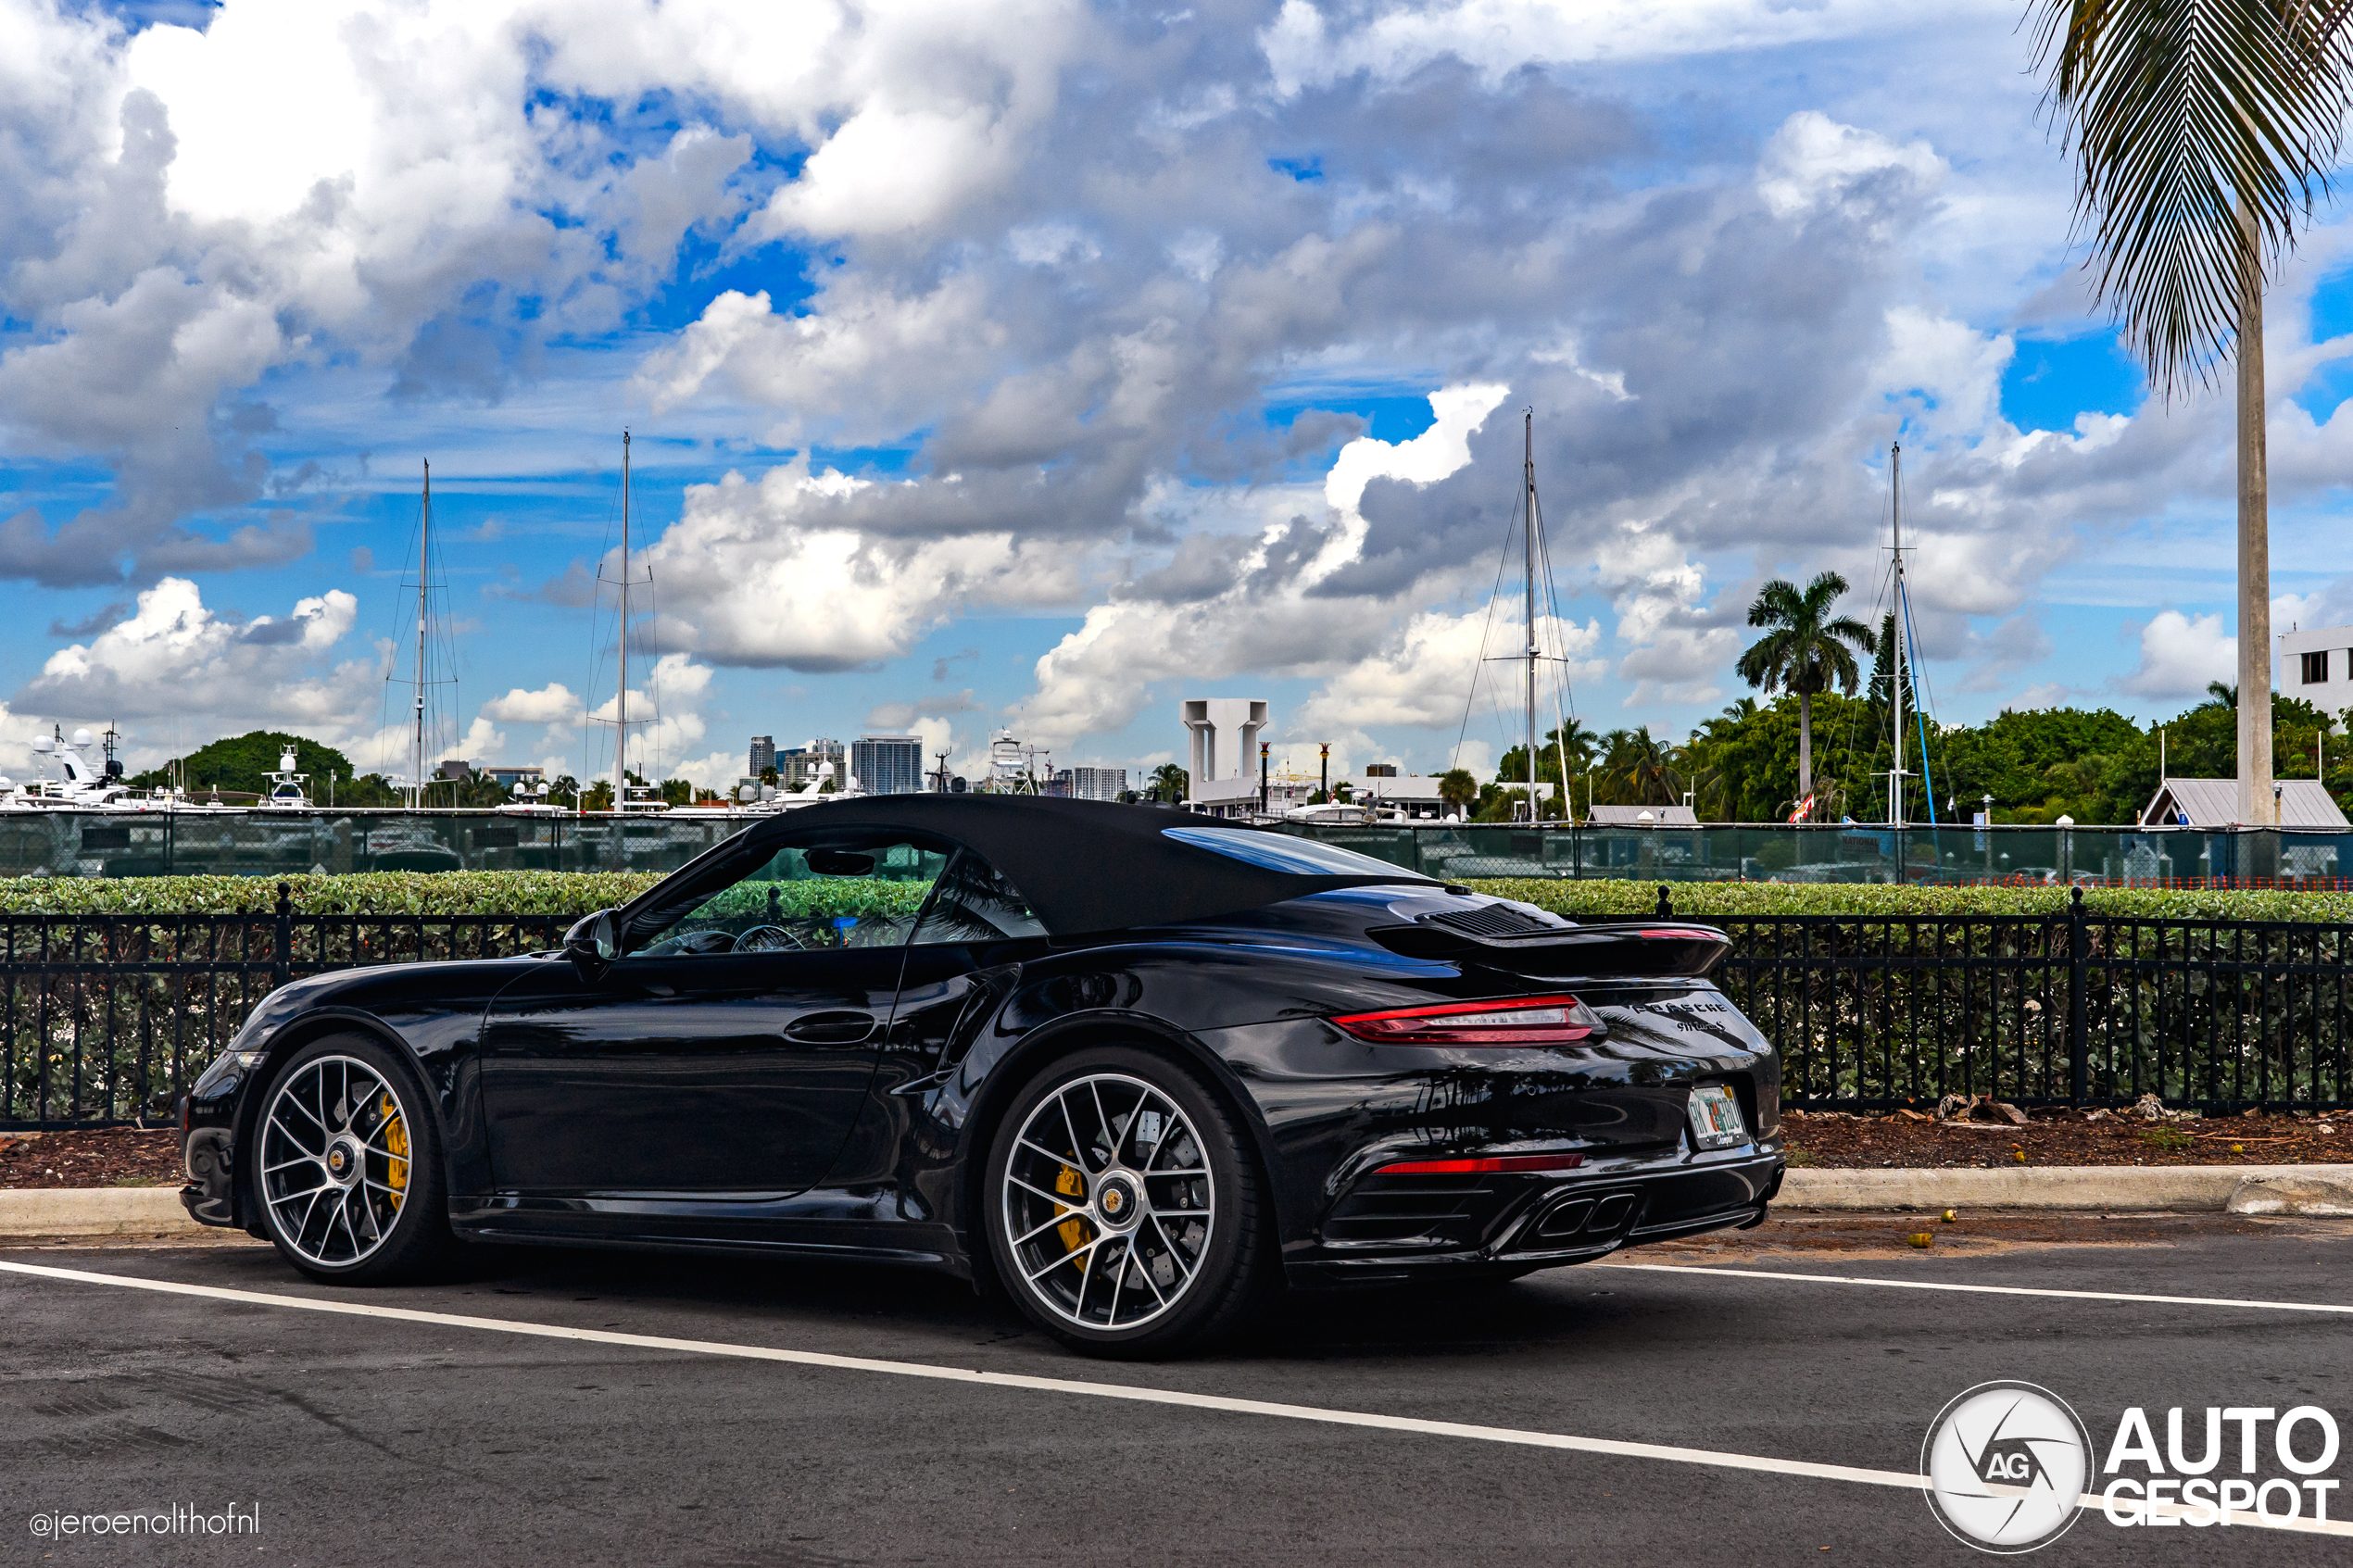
left=3, top=0, right=2351, bottom=794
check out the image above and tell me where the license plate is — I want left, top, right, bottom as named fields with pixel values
left=1686, top=1084, right=1747, bottom=1150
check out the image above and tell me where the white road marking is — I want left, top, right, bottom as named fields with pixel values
left=1603, top=1261, right=2353, bottom=1316
left=3, top=1260, right=2347, bottom=1537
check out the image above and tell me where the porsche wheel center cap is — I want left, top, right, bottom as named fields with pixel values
left=325, top=1139, right=361, bottom=1185
left=1097, top=1176, right=1137, bottom=1225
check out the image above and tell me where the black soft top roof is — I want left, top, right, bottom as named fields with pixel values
left=737, top=795, right=1440, bottom=935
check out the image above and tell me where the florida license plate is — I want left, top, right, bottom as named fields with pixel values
left=1686, top=1085, right=1747, bottom=1150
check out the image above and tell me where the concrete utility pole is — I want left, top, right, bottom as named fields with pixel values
left=2235, top=205, right=2277, bottom=829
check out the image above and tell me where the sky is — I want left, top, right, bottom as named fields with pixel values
left=4, top=0, right=2353, bottom=796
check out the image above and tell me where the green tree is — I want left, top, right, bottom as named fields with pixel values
left=2033, top=0, right=2353, bottom=826
left=1598, top=726, right=1686, bottom=808
left=1437, top=768, right=1478, bottom=813
left=1735, top=571, right=1877, bottom=801
left=1148, top=762, right=1189, bottom=804
left=130, top=731, right=355, bottom=800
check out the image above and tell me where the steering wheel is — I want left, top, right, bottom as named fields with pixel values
left=731, top=923, right=806, bottom=953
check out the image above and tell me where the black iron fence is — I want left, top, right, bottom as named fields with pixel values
left=0, top=885, right=569, bottom=1128
left=8, top=884, right=2349, bottom=1128
left=1693, top=886, right=2353, bottom=1111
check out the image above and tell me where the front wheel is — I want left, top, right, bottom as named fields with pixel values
left=250, top=1035, right=452, bottom=1285
left=985, top=1046, right=1270, bottom=1358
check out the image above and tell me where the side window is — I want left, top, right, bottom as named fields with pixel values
left=630, top=838, right=949, bottom=957
left=910, top=850, right=1048, bottom=945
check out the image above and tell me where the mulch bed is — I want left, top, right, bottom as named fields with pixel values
left=0, top=1128, right=182, bottom=1188
left=1784, top=1106, right=2353, bottom=1168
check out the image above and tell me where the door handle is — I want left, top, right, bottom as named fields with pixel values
left=783, top=1010, right=876, bottom=1045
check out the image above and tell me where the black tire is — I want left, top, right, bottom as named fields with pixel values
left=984, top=1044, right=1272, bottom=1358
left=249, top=1034, right=454, bottom=1285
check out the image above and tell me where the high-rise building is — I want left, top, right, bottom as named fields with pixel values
left=1070, top=767, right=1127, bottom=801
left=850, top=734, right=924, bottom=796
left=777, top=737, right=845, bottom=790
left=748, top=735, right=776, bottom=777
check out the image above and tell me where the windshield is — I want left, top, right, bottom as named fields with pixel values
left=1161, top=824, right=1413, bottom=878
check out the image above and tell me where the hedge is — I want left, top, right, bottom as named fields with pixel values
left=0, top=872, right=666, bottom=917
left=1469, top=879, right=2353, bottom=923
left=0, top=871, right=2348, bottom=924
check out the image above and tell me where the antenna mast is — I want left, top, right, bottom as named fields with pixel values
left=613, top=431, right=631, bottom=813
left=413, top=459, right=430, bottom=810
left=1888, top=440, right=1907, bottom=830
left=1523, top=408, right=1538, bottom=822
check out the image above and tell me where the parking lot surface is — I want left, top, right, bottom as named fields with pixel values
left=5, top=1213, right=2349, bottom=1566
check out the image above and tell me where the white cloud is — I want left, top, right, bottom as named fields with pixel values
left=1299, top=605, right=1602, bottom=731
left=1759, top=111, right=1946, bottom=224
left=640, top=458, right=1088, bottom=671
left=12, top=576, right=376, bottom=766
left=2117, top=610, right=2235, bottom=699
left=482, top=682, right=585, bottom=725
left=1016, top=383, right=1510, bottom=744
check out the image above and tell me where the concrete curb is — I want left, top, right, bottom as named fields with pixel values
left=0, top=1186, right=205, bottom=1237
left=1780, top=1164, right=2353, bottom=1215
left=6, top=1165, right=2352, bottom=1238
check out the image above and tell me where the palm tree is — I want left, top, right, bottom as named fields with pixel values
left=1736, top=571, right=1877, bottom=799
left=2207, top=679, right=2239, bottom=708
left=1602, top=726, right=1685, bottom=807
left=1148, top=762, right=1189, bottom=804
left=2032, top=2, right=2353, bottom=825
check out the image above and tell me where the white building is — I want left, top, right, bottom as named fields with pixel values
left=2280, top=623, right=2353, bottom=719
left=1181, top=697, right=1267, bottom=811
left=2139, top=778, right=2350, bottom=829
left=1069, top=766, right=1126, bottom=802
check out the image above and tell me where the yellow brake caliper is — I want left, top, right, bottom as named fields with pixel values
left=1054, top=1162, right=1088, bottom=1268
left=380, top=1094, right=409, bottom=1211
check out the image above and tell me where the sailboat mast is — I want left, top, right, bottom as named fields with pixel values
left=414, top=459, right=429, bottom=811
left=614, top=430, right=630, bottom=814
left=1524, top=408, right=1538, bottom=821
left=1889, top=440, right=1906, bottom=830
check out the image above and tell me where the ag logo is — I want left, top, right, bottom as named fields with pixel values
left=1922, top=1382, right=2092, bottom=1553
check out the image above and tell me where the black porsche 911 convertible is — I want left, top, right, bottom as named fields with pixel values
left=180, top=796, right=1784, bottom=1356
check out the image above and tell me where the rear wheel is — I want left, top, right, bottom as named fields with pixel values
left=250, top=1035, right=452, bottom=1285
left=986, top=1046, right=1270, bottom=1358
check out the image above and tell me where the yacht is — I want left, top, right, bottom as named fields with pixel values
left=258, top=745, right=314, bottom=809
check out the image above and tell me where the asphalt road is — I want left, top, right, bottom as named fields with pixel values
left=4, top=1212, right=2350, bottom=1567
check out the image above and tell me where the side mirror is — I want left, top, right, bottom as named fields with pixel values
left=564, top=909, right=621, bottom=976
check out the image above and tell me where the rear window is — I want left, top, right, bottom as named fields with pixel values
left=1161, top=824, right=1412, bottom=878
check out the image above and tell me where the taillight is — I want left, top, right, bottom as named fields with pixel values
left=1377, top=1152, right=1584, bottom=1174
left=1638, top=927, right=1720, bottom=941
left=1330, top=994, right=1592, bottom=1045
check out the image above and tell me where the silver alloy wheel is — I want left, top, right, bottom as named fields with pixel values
left=1000, top=1072, right=1215, bottom=1332
left=258, top=1053, right=414, bottom=1268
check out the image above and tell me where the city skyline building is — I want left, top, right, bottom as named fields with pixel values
left=850, top=734, right=924, bottom=795
left=777, top=737, right=845, bottom=790
left=748, top=735, right=775, bottom=778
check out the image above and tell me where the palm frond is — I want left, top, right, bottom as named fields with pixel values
left=2034, top=0, right=2353, bottom=395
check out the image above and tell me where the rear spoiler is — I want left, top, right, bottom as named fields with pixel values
left=1365, top=919, right=1731, bottom=980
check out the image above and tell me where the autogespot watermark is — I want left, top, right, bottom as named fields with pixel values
left=28, top=1501, right=259, bottom=1540
left=1923, top=1385, right=2344, bottom=1552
